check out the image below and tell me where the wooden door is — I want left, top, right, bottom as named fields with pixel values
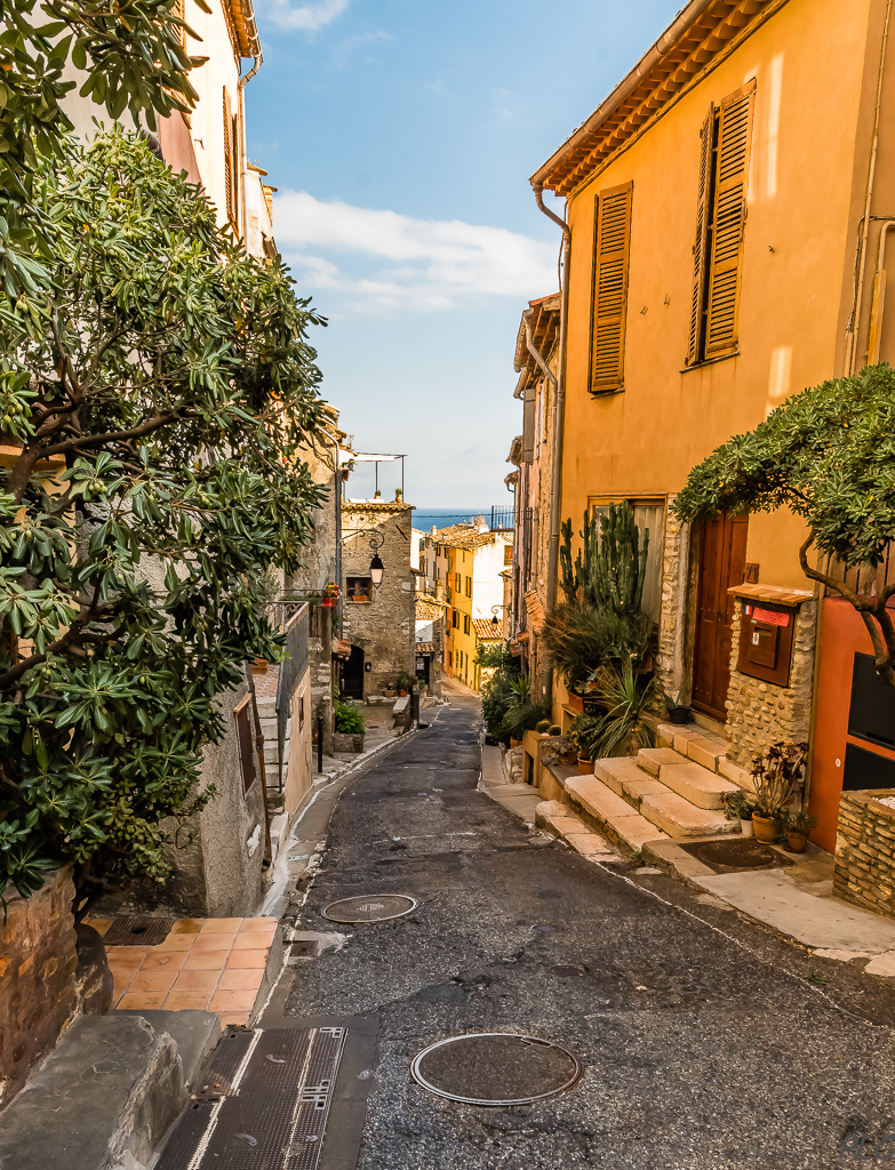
left=692, top=512, right=748, bottom=719
left=342, top=645, right=365, bottom=700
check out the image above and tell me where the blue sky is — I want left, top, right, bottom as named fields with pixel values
left=246, top=0, right=675, bottom=506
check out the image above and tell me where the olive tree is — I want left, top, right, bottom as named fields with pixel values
left=674, top=363, right=895, bottom=689
left=0, top=129, right=326, bottom=900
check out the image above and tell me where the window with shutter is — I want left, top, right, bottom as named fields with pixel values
left=590, top=181, right=633, bottom=395
left=686, top=81, right=755, bottom=365
left=222, top=88, right=234, bottom=226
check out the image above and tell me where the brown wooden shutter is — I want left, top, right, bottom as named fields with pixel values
left=222, top=88, right=234, bottom=225
left=704, top=83, right=754, bottom=358
left=686, top=107, right=714, bottom=366
left=590, top=181, right=632, bottom=394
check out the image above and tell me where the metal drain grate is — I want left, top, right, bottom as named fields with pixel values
left=410, top=1032, right=582, bottom=1106
left=680, top=837, right=795, bottom=874
left=322, top=894, right=417, bottom=924
left=290, top=939, right=321, bottom=959
left=102, top=916, right=174, bottom=946
left=157, top=1027, right=345, bottom=1170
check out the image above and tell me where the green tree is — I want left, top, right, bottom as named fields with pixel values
left=673, top=363, right=895, bottom=689
left=0, top=129, right=326, bottom=900
left=1, top=0, right=202, bottom=290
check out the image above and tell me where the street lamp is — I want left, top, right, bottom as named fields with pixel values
left=491, top=604, right=505, bottom=630
left=369, top=532, right=385, bottom=586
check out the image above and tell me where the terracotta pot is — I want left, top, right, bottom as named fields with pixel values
left=509, top=737, right=521, bottom=748
left=786, top=831, right=808, bottom=853
left=561, top=750, right=578, bottom=767
left=577, top=756, right=593, bottom=774
left=567, top=692, right=585, bottom=713
left=752, top=813, right=780, bottom=843
left=251, top=657, right=268, bottom=673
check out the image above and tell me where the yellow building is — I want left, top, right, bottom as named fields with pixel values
left=422, top=521, right=513, bottom=692
left=530, top=0, right=895, bottom=792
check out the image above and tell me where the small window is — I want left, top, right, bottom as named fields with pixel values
left=347, top=577, right=372, bottom=603
left=465, top=576, right=472, bottom=598
left=455, top=572, right=462, bottom=591
left=234, top=698, right=257, bottom=794
left=686, top=81, right=755, bottom=365
left=504, top=544, right=513, bottom=566
left=452, top=610, right=460, bottom=629
left=298, top=691, right=305, bottom=733
left=463, top=615, right=471, bottom=635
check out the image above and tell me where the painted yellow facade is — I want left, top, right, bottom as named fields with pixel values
left=531, top=0, right=895, bottom=739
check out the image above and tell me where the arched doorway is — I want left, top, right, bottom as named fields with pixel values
left=342, top=645, right=365, bottom=699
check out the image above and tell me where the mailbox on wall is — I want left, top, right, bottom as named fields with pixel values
left=736, top=600, right=796, bottom=687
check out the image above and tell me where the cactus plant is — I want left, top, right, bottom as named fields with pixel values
left=559, top=504, right=649, bottom=617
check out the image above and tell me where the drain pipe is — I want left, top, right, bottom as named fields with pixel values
left=531, top=183, right=571, bottom=620
left=237, top=51, right=263, bottom=242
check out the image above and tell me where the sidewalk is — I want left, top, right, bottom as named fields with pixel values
left=481, top=741, right=895, bottom=982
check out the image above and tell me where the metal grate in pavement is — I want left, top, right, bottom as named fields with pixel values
left=156, top=1028, right=345, bottom=1170
left=322, top=894, right=417, bottom=923
left=102, top=916, right=174, bottom=946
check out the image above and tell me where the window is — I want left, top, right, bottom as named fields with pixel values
left=686, top=82, right=755, bottom=365
left=222, top=88, right=240, bottom=230
left=455, top=572, right=462, bottom=591
left=504, top=543, right=513, bottom=566
left=347, top=576, right=372, bottom=602
left=588, top=496, right=665, bottom=623
left=590, top=181, right=633, bottom=394
left=234, top=698, right=257, bottom=794
left=463, top=615, right=471, bottom=635
left=452, top=609, right=460, bottom=629
left=465, top=576, right=472, bottom=598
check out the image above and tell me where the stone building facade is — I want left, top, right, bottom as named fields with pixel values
left=341, top=498, right=415, bottom=698
left=834, top=790, right=895, bottom=919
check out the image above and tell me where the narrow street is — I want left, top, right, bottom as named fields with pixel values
left=257, top=694, right=895, bottom=1170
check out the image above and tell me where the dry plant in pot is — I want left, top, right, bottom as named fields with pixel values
left=749, top=742, right=809, bottom=843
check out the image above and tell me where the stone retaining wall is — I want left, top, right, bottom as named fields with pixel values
left=724, top=598, right=816, bottom=766
left=834, top=789, right=895, bottom=918
left=0, top=868, right=78, bottom=1106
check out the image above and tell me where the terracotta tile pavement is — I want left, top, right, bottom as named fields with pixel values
left=88, top=916, right=279, bottom=1027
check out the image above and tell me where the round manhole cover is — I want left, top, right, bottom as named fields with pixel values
left=322, top=894, right=418, bottom=923
left=410, top=1032, right=582, bottom=1106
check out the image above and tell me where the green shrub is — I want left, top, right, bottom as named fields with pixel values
left=334, top=699, right=365, bottom=734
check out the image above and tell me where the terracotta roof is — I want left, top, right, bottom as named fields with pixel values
left=415, top=641, right=436, bottom=654
left=332, top=637, right=352, bottom=659
left=223, top=0, right=261, bottom=58
left=531, top=0, right=779, bottom=196
left=415, top=598, right=444, bottom=622
left=429, top=521, right=495, bottom=551
left=514, top=294, right=561, bottom=387
left=343, top=499, right=413, bottom=513
left=472, top=619, right=501, bottom=641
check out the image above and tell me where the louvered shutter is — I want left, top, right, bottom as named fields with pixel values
left=222, top=88, right=234, bottom=225
left=521, top=383, right=536, bottom=462
left=704, top=83, right=754, bottom=357
left=590, top=182, right=632, bottom=394
left=686, top=108, right=714, bottom=366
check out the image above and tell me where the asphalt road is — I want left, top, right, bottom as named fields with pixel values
left=280, top=694, right=895, bottom=1170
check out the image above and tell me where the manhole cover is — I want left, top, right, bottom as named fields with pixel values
left=680, top=837, right=794, bottom=874
left=410, top=1032, right=582, bottom=1106
left=102, top=916, right=174, bottom=946
left=322, top=894, right=418, bottom=923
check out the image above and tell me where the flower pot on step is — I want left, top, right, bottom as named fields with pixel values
left=752, top=813, right=780, bottom=843
left=786, top=831, right=808, bottom=853
left=577, top=756, right=593, bottom=775
left=668, top=706, right=691, bottom=725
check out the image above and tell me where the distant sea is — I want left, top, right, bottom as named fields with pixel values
left=413, top=508, right=493, bottom=531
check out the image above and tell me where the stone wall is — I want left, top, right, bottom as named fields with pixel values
left=0, top=869, right=78, bottom=1106
left=656, top=499, right=690, bottom=703
left=342, top=500, right=415, bottom=697
left=724, top=597, right=816, bottom=766
left=834, top=790, right=895, bottom=918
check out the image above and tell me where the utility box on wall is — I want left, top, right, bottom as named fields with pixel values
left=736, top=599, right=796, bottom=687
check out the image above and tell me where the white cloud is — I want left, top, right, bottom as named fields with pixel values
left=274, top=190, right=557, bottom=314
left=265, top=0, right=349, bottom=32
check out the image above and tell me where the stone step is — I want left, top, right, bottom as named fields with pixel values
left=656, top=722, right=727, bottom=771
left=534, top=800, right=619, bottom=862
left=566, top=775, right=669, bottom=854
left=593, top=756, right=666, bottom=809
left=639, top=790, right=736, bottom=837
left=638, top=749, right=738, bottom=810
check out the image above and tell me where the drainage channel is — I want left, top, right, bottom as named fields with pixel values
left=157, top=1027, right=345, bottom=1170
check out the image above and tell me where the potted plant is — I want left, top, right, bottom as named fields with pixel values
left=569, top=712, right=604, bottom=773
left=750, top=741, right=809, bottom=843
left=722, top=789, right=756, bottom=837
left=396, top=670, right=414, bottom=697
left=501, top=676, right=549, bottom=747
left=535, top=719, right=552, bottom=735
left=663, top=686, right=692, bottom=726
left=580, top=662, right=659, bottom=760
left=781, top=808, right=817, bottom=853
left=333, top=698, right=366, bottom=752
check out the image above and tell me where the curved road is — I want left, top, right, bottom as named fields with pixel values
left=280, top=694, right=895, bottom=1170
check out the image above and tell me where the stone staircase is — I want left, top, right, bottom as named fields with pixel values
left=565, top=723, right=743, bottom=855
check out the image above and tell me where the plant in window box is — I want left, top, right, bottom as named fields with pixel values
left=749, top=742, right=809, bottom=843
